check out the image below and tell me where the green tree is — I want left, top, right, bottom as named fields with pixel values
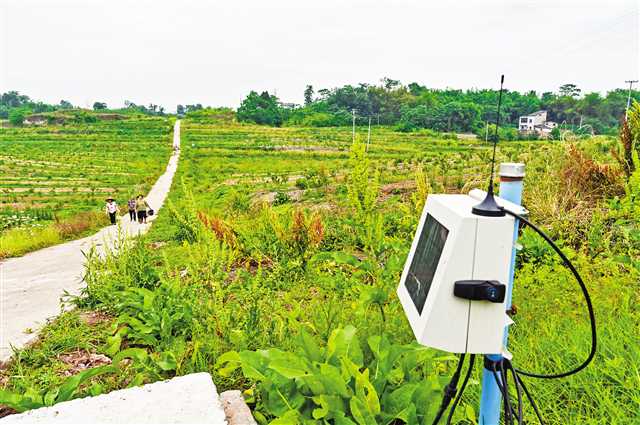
left=93, top=102, right=107, bottom=110
left=237, top=91, right=283, bottom=126
left=1, top=91, right=30, bottom=108
left=59, top=100, right=73, bottom=109
left=304, top=85, right=314, bottom=106
left=9, top=108, right=27, bottom=126
left=559, top=83, right=581, bottom=98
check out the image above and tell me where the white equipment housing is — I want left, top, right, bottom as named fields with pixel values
left=397, top=193, right=516, bottom=355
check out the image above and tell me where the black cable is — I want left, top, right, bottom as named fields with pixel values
left=500, top=208, right=597, bottom=379
left=446, top=354, right=476, bottom=425
left=492, top=358, right=548, bottom=425
left=514, top=372, right=546, bottom=425
left=490, top=362, right=515, bottom=424
left=500, top=362, right=514, bottom=424
left=505, top=360, right=524, bottom=425
left=431, top=354, right=466, bottom=425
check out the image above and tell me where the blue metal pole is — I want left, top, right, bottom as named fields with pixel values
left=479, top=163, right=525, bottom=425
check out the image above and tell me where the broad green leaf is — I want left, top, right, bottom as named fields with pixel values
left=43, top=388, right=59, bottom=406
left=216, top=351, right=242, bottom=377
left=465, top=403, right=477, bottom=423
left=269, top=410, right=300, bottom=424
left=89, top=383, right=104, bottom=397
left=155, top=351, right=177, bottom=371
left=326, top=326, right=363, bottom=366
left=113, top=348, right=149, bottom=366
left=332, top=412, right=358, bottom=425
left=103, top=333, right=123, bottom=357
left=0, top=389, right=43, bottom=412
left=269, top=360, right=310, bottom=379
left=382, top=404, right=417, bottom=425
left=57, top=365, right=117, bottom=402
left=319, top=363, right=351, bottom=398
left=350, top=396, right=376, bottom=425
left=311, top=395, right=344, bottom=420
left=332, top=251, right=359, bottom=266
left=253, top=411, right=268, bottom=425
left=296, top=330, right=323, bottom=363
left=341, top=358, right=380, bottom=415
left=238, top=350, right=268, bottom=381
left=385, top=383, right=418, bottom=416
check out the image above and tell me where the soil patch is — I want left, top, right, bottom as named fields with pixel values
left=379, top=180, right=416, bottom=202
left=79, top=311, right=113, bottom=326
left=262, top=145, right=341, bottom=154
left=58, top=350, right=112, bottom=376
left=0, top=406, right=17, bottom=419
left=253, top=189, right=304, bottom=204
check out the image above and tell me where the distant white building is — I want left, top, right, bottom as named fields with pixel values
left=518, top=110, right=557, bottom=136
left=518, top=111, right=547, bottom=131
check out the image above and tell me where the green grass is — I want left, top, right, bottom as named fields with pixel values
left=1, top=120, right=637, bottom=424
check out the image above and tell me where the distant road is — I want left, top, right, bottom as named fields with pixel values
left=0, top=121, right=181, bottom=362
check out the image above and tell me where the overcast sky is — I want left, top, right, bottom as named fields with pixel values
left=0, top=0, right=638, bottom=111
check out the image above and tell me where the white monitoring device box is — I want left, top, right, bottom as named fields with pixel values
left=397, top=192, right=516, bottom=355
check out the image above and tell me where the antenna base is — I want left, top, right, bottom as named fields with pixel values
left=471, top=186, right=505, bottom=217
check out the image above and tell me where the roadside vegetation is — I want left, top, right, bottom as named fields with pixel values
left=1, top=103, right=639, bottom=424
left=0, top=112, right=173, bottom=258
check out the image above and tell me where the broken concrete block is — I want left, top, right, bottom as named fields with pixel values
left=0, top=373, right=226, bottom=424
left=220, top=390, right=256, bottom=425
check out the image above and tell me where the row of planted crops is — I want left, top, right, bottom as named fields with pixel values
left=0, top=113, right=172, bottom=258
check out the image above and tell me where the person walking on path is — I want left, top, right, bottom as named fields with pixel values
left=105, top=198, right=118, bottom=225
left=127, top=198, right=137, bottom=222
left=136, top=194, right=151, bottom=224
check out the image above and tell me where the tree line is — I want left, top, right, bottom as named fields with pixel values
left=0, top=91, right=168, bottom=125
left=237, top=78, right=640, bottom=136
left=4, top=80, right=638, bottom=136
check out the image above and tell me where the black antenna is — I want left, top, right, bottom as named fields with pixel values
left=472, top=74, right=506, bottom=217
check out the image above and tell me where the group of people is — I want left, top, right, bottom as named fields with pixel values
left=104, top=195, right=153, bottom=225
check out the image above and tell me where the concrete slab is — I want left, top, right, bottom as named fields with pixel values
left=0, top=373, right=227, bottom=424
left=220, top=391, right=256, bottom=425
left=0, top=121, right=181, bottom=362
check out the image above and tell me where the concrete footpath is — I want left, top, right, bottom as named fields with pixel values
left=0, top=120, right=181, bottom=362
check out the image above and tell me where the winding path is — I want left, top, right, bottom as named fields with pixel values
left=0, top=121, right=181, bottom=362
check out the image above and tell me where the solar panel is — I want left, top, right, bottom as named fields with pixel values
left=403, top=214, right=448, bottom=314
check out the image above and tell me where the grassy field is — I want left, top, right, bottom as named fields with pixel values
left=1, top=119, right=638, bottom=424
left=0, top=112, right=173, bottom=258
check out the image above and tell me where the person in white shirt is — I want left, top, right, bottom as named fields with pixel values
left=105, top=198, right=119, bottom=225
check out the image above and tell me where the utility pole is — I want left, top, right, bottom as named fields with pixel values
left=484, top=121, right=489, bottom=142
left=366, top=116, right=372, bottom=151
left=352, top=109, right=356, bottom=143
left=625, top=80, right=638, bottom=119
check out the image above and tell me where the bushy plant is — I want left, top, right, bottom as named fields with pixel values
left=347, top=141, right=379, bottom=223
left=273, top=191, right=291, bottom=206
left=217, top=326, right=450, bottom=425
left=166, top=182, right=202, bottom=243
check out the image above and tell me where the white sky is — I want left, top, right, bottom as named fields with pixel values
left=0, top=0, right=638, bottom=111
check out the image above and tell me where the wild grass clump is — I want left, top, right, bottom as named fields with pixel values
left=0, top=212, right=106, bottom=259
left=0, top=226, right=60, bottom=259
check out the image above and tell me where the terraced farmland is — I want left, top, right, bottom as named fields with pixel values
left=0, top=114, right=173, bottom=257
left=174, top=122, right=590, bottom=229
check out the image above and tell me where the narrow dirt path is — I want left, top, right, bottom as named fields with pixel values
left=0, top=121, right=181, bottom=362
